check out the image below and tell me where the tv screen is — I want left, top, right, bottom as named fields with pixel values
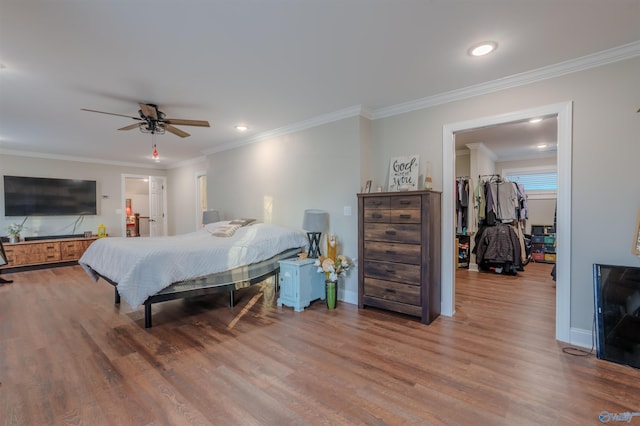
left=593, top=263, right=640, bottom=369
left=3, top=175, right=97, bottom=216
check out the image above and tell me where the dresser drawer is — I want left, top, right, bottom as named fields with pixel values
left=363, top=223, right=421, bottom=244
left=364, top=260, right=421, bottom=284
left=390, top=195, right=420, bottom=210
left=364, top=241, right=421, bottom=264
left=363, top=277, right=420, bottom=305
left=363, top=209, right=390, bottom=223
left=364, top=197, right=390, bottom=209
left=390, top=209, right=421, bottom=223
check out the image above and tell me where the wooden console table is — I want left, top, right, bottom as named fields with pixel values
left=0, top=236, right=97, bottom=270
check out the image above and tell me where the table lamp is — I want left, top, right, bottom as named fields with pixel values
left=203, top=210, right=221, bottom=225
left=302, top=209, right=328, bottom=258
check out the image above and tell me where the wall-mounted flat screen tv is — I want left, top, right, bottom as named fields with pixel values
left=3, top=175, right=97, bottom=216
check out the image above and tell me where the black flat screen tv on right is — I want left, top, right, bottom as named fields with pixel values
left=593, top=263, right=640, bottom=369
left=3, top=175, right=97, bottom=216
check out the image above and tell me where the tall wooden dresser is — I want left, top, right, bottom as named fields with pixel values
left=357, top=190, right=441, bottom=324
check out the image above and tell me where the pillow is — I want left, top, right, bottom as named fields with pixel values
left=211, top=224, right=241, bottom=237
left=229, top=218, right=256, bottom=227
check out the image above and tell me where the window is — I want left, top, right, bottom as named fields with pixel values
left=503, top=167, right=557, bottom=199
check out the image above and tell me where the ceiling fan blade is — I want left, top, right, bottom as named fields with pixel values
left=164, top=118, right=210, bottom=127
left=139, top=103, right=158, bottom=120
left=165, top=124, right=190, bottom=138
left=118, top=123, right=140, bottom=131
left=81, top=108, right=140, bottom=120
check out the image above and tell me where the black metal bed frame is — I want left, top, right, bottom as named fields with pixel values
left=95, top=248, right=301, bottom=328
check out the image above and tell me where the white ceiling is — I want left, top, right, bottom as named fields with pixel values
left=1, top=1, right=639, bottom=168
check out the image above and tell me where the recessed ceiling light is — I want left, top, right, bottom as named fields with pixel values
left=235, top=125, right=248, bottom=132
left=469, top=41, right=498, bottom=57
left=529, top=118, right=543, bottom=123
left=537, top=144, right=548, bottom=149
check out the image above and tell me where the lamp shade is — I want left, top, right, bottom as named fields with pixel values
left=203, top=210, right=221, bottom=225
left=302, top=209, right=328, bottom=232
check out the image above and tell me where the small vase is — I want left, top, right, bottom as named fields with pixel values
left=325, top=280, right=337, bottom=310
left=9, top=234, right=19, bottom=243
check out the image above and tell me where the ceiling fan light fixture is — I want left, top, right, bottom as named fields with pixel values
left=469, top=41, right=498, bottom=57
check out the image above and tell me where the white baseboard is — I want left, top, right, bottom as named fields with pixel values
left=568, top=327, right=595, bottom=350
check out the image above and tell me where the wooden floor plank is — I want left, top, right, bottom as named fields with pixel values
left=0, top=263, right=639, bottom=425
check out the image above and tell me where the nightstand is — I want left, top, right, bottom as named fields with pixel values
left=277, top=257, right=325, bottom=312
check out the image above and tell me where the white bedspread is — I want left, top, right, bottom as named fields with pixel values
left=79, top=222, right=308, bottom=308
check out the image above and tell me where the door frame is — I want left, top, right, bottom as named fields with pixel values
left=121, top=174, right=167, bottom=237
left=441, top=101, right=573, bottom=343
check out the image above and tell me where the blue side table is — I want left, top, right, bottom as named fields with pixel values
left=277, top=257, right=325, bottom=312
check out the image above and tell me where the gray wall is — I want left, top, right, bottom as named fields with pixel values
left=0, top=154, right=166, bottom=238
left=369, top=57, right=640, bottom=331
left=206, top=117, right=362, bottom=304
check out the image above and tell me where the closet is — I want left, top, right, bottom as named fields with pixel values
left=472, top=174, right=529, bottom=275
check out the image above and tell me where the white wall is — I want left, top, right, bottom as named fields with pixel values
left=166, top=159, right=208, bottom=236
left=206, top=117, right=362, bottom=304
left=370, top=57, right=640, bottom=331
left=0, top=154, right=166, bottom=238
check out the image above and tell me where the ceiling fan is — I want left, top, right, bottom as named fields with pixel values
left=81, top=103, right=210, bottom=138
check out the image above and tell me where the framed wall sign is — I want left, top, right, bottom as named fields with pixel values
left=388, top=155, right=420, bottom=191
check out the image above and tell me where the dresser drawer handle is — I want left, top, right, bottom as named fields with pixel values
left=385, top=288, right=397, bottom=293
left=399, top=214, right=411, bottom=219
left=385, top=250, right=396, bottom=255
left=385, top=269, right=396, bottom=274
left=372, top=213, right=383, bottom=219
left=47, top=255, right=56, bottom=259
left=400, top=200, right=411, bottom=205
left=385, top=230, right=396, bottom=236
left=371, top=201, right=383, bottom=206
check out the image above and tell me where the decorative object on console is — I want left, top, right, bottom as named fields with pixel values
left=6, top=218, right=27, bottom=243
left=302, top=209, right=328, bottom=258
left=97, top=224, right=107, bottom=238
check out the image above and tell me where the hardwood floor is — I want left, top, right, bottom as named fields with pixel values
left=1, top=262, right=638, bottom=425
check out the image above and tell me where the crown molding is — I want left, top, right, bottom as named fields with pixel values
left=203, top=105, right=370, bottom=155
left=372, top=40, right=640, bottom=120
left=166, top=155, right=208, bottom=170
left=0, top=148, right=165, bottom=170
left=465, top=142, right=497, bottom=161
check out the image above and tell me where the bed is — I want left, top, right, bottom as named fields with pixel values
left=79, top=221, right=308, bottom=327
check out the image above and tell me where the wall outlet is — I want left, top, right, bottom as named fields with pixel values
left=344, top=206, right=352, bottom=216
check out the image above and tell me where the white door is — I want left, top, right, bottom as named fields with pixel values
left=148, top=176, right=166, bottom=237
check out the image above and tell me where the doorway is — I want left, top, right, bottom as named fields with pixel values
left=442, top=102, right=573, bottom=342
left=121, top=174, right=168, bottom=238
